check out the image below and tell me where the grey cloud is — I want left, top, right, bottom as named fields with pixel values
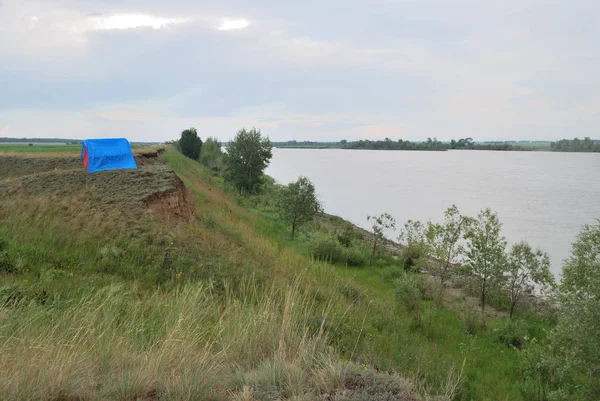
left=0, top=0, right=599, bottom=141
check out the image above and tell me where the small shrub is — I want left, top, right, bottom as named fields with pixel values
left=304, top=231, right=344, bottom=264
left=461, top=308, right=480, bottom=336
left=375, top=257, right=390, bottom=267
left=395, top=273, right=422, bottom=314
left=337, top=234, right=352, bottom=248
left=382, top=267, right=403, bottom=282
left=343, top=246, right=368, bottom=267
left=340, top=283, right=365, bottom=303
left=419, top=275, right=442, bottom=303
left=231, top=356, right=344, bottom=401
left=0, top=239, right=17, bottom=275
left=336, top=223, right=357, bottom=248
left=203, top=214, right=217, bottom=229
left=518, top=341, right=572, bottom=401
left=0, top=251, right=16, bottom=274
left=401, top=246, right=425, bottom=272
left=494, top=319, right=528, bottom=349
left=340, top=364, right=416, bottom=401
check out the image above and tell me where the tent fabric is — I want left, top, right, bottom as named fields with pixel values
left=81, top=138, right=137, bottom=173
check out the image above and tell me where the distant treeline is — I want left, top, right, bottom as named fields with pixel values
left=550, top=137, right=600, bottom=152
left=343, top=138, right=447, bottom=150
left=0, top=138, right=160, bottom=146
left=0, top=138, right=81, bottom=144
left=272, top=140, right=343, bottom=149
left=343, top=137, right=552, bottom=151
left=275, top=138, right=539, bottom=151
left=274, top=137, right=600, bottom=152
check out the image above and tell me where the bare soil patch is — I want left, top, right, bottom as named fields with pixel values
left=145, top=174, right=195, bottom=223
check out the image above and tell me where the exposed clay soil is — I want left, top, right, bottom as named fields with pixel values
left=145, top=174, right=195, bottom=223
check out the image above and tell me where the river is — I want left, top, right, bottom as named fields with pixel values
left=266, top=148, right=600, bottom=276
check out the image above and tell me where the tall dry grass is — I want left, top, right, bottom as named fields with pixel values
left=0, top=280, right=343, bottom=401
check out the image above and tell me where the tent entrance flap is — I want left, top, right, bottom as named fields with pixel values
left=81, top=138, right=137, bottom=173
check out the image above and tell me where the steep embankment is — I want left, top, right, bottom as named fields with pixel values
left=0, top=149, right=421, bottom=401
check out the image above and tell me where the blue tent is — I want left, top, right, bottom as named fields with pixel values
left=81, top=138, right=137, bottom=173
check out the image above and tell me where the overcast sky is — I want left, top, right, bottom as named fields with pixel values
left=1, top=0, right=598, bottom=142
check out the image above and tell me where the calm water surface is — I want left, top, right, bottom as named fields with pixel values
left=266, top=149, right=600, bottom=276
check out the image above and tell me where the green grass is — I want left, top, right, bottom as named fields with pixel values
left=0, top=148, right=553, bottom=401
left=213, top=172, right=555, bottom=401
left=2, top=149, right=424, bottom=401
left=0, top=144, right=81, bottom=153
left=0, top=280, right=348, bottom=401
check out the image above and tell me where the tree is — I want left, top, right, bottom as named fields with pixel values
left=463, top=208, right=507, bottom=326
left=367, top=213, right=396, bottom=266
left=398, top=219, right=426, bottom=271
left=279, top=176, right=322, bottom=240
left=549, top=222, right=600, bottom=399
left=224, top=128, right=273, bottom=194
left=179, top=128, right=202, bottom=160
left=199, top=136, right=223, bottom=171
left=424, top=205, right=466, bottom=297
left=506, top=241, right=554, bottom=319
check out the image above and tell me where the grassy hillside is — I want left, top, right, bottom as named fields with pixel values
left=0, top=144, right=81, bottom=153
left=0, top=148, right=550, bottom=400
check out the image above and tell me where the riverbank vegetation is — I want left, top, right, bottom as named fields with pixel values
left=550, top=137, right=600, bottom=152
left=273, top=137, right=600, bottom=153
left=225, top=132, right=598, bottom=400
left=227, top=131, right=599, bottom=400
left=274, top=138, right=541, bottom=151
left=1, top=131, right=598, bottom=400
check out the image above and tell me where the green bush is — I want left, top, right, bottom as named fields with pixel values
left=518, top=341, right=573, bottom=401
left=343, top=246, right=368, bottom=267
left=337, top=233, right=353, bottom=248
left=339, top=283, right=365, bottom=303
left=494, top=319, right=529, bottom=349
left=303, top=231, right=368, bottom=266
left=305, top=231, right=344, bottom=263
left=375, top=257, right=389, bottom=267
left=382, top=267, right=404, bottom=282
left=336, top=222, right=358, bottom=248
left=419, top=275, right=442, bottom=303
left=395, top=273, right=422, bottom=314
left=198, top=137, right=223, bottom=171
left=401, top=246, right=425, bottom=271
left=240, top=175, right=283, bottom=213
left=178, top=128, right=203, bottom=160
